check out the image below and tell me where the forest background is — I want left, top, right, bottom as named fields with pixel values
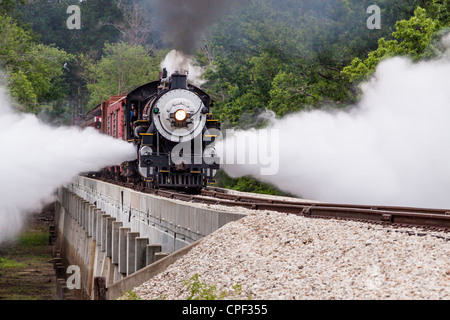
left=1, top=0, right=449, bottom=194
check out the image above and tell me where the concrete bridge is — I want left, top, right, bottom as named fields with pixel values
left=52, top=176, right=247, bottom=300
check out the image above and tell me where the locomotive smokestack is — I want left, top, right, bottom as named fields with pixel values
left=160, top=50, right=206, bottom=87
left=170, top=71, right=187, bottom=89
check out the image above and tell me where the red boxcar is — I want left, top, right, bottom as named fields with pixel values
left=100, top=95, right=127, bottom=140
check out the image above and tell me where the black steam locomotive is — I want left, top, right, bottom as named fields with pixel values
left=129, top=69, right=220, bottom=192
left=80, top=68, right=221, bottom=192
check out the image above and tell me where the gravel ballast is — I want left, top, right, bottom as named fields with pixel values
left=128, top=211, right=450, bottom=300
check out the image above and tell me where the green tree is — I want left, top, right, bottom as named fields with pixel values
left=426, top=0, right=450, bottom=25
left=268, top=71, right=318, bottom=117
left=214, top=171, right=290, bottom=196
left=12, top=0, right=123, bottom=57
left=82, top=42, right=160, bottom=108
left=0, top=15, right=71, bottom=113
left=341, top=7, right=442, bottom=83
left=0, top=0, right=24, bottom=15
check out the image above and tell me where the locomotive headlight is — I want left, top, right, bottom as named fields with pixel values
left=174, top=109, right=187, bottom=122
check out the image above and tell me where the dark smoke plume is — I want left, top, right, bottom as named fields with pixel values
left=145, top=0, right=238, bottom=54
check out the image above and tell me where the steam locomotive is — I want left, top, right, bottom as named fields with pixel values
left=80, top=69, right=220, bottom=192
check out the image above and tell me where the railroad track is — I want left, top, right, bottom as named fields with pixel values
left=87, top=176, right=450, bottom=232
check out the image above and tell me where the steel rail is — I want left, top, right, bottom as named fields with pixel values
left=87, top=176, right=450, bottom=231
left=201, top=189, right=450, bottom=215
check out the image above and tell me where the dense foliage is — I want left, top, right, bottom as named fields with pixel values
left=80, top=42, right=161, bottom=109
left=0, top=0, right=448, bottom=193
left=199, top=0, right=430, bottom=127
left=342, top=7, right=444, bottom=83
left=0, top=15, right=70, bottom=112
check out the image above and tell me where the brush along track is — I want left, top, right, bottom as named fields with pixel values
left=89, top=177, right=450, bottom=232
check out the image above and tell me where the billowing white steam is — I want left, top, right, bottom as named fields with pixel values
left=0, top=87, right=136, bottom=243
left=161, top=49, right=206, bottom=87
left=218, top=37, right=450, bottom=209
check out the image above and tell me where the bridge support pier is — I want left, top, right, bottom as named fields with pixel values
left=135, top=238, right=149, bottom=272
left=106, top=217, right=116, bottom=257
left=101, top=214, right=110, bottom=252
left=112, top=222, right=123, bottom=265
left=126, top=232, right=140, bottom=276
left=118, top=227, right=131, bottom=274
left=146, top=244, right=162, bottom=265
